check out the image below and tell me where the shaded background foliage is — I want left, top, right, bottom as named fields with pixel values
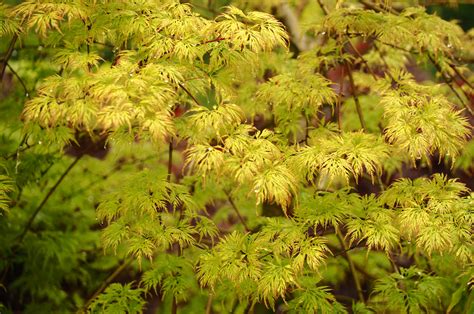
left=0, top=0, right=473, bottom=313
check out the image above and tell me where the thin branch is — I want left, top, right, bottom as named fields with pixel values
left=448, top=63, right=473, bottom=90
left=303, top=113, right=310, bottom=145
left=346, top=39, right=377, bottom=79
left=6, top=63, right=30, bottom=98
left=345, top=61, right=367, bottom=130
left=336, top=67, right=344, bottom=131
left=373, top=42, right=396, bottom=82
left=205, top=294, right=213, bottom=314
left=316, top=0, right=329, bottom=15
left=359, top=0, right=399, bottom=14
left=427, top=54, right=474, bottom=115
left=167, top=138, right=173, bottom=183
left=1, top=34, right=18, bottom=83
left=225, top=191, right=250, bottom=232
left=171, top=298, right=178, bottom=314
left=335, top=227, right=365, bottom=303
left=200, top=37, right=227, bottom=45
left=178, top=83, right=203, bottom=107
left=332, top=244, right=359, bottom=257
left=82, top=258, right=134, bottom=311
left=15, top=155, right=83, bottom=244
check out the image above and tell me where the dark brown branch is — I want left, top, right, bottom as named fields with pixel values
left=449, top=63, right=473, bottom=90
left=178, top=83, right=203, bottom=107
left=372, top=42, right=396, bottom=82
left=345, top=61, right=367, bottom=130
left=1, top=34, right=19, bottom=83
left=346, top=39, right=377, bottom=79
left=15, top=155, right=83, bottom=244
left=82, top=258, right=134, bottom=311
left=336, top=67, right=344, bottom=131
left=6, top=62, right=30, bottom=98
left=167, top=138, right=173, bottom=183
left=200, top=37, right=227, bottom=45
left=316, top=0, right=329, bottom=15
left=428, top=54, right=474, bottom=115
left=359, top=0, right=399, bottom=14
left=225, top=190, right=250, bottom=232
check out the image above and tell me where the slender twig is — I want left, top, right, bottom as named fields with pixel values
left=345, top=61, right=367, bottom=130
left=167, top=138, right=173, bottom=183
left=359, top=0, right=399, bottom=14
left=316, top=0, right=329, bottom=15
left=335, top=227, right=365, bottom=303
left=200, top=37, right=226, bottom=46
left=332, top=244, right=359, bottom=257
left=346, top=39, right=377, bottom=79
left=205, top=293, right=213, bottom=314
left=171, top=297, right=178, bottom=314
left=336, top=67, right=344, bottom=131
left=1, top=34, right=18, bottom=83
left=427, top=54, right=473, bottom=115
left=449, top=63, right=473, bottom=90
left=225, top=191, right=250, bottom=232
left=6, top=63, right=30, bottom=97
left=372, top=42, right=396, bottom=82
left=82, top=258, right=134, bottom=311
left=178, top=83, right=202, bottom=107
left=303, top=114, right=310, bottom=145
left=15, top=155, right=83, bottom=244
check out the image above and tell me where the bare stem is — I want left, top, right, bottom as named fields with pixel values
left=335, top=227, right=365, bottom=303
left=6, top=63, right=30, bottom=97
left=205, top=293, right=213, bottom=314
left=1, top=34, right=18, bottom=83
left=428, top=54, right=473, bottom=115
left=316, top=0, right=329, bottom=15
left=225, top=191, right=250, bottom=232
left=16, top=155, right=83, bottom=244
left=359, top=0, right=399, bottom=14
left=346, top=39, right=377, bottom=79
left=167, top=138, right=173, bottom=183
left=373, top=42, right=396, bottom=81
left=82, top=258, right=134, bottom=311
left=178, top=83, right=203, bottom=107
left=345, top=61, right=367, bottom=130
left=449, top=63, right=473, bottom=90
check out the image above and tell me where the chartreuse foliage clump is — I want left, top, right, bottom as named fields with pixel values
left=0, top=0, right=473, bottom=313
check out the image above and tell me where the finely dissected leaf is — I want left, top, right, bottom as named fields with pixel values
left=1, top=1, right=473, bottom=313
left=253, top=162, right=298, bottom=211
left=380, top=73, right=470, bottom=162
left=372, top=267, right=447, bottom=313
left=292, top=132, right=389, bottom=184
left=0, top=174, right=14, bottom=214
left=89, top=283, right=145, bottom=314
